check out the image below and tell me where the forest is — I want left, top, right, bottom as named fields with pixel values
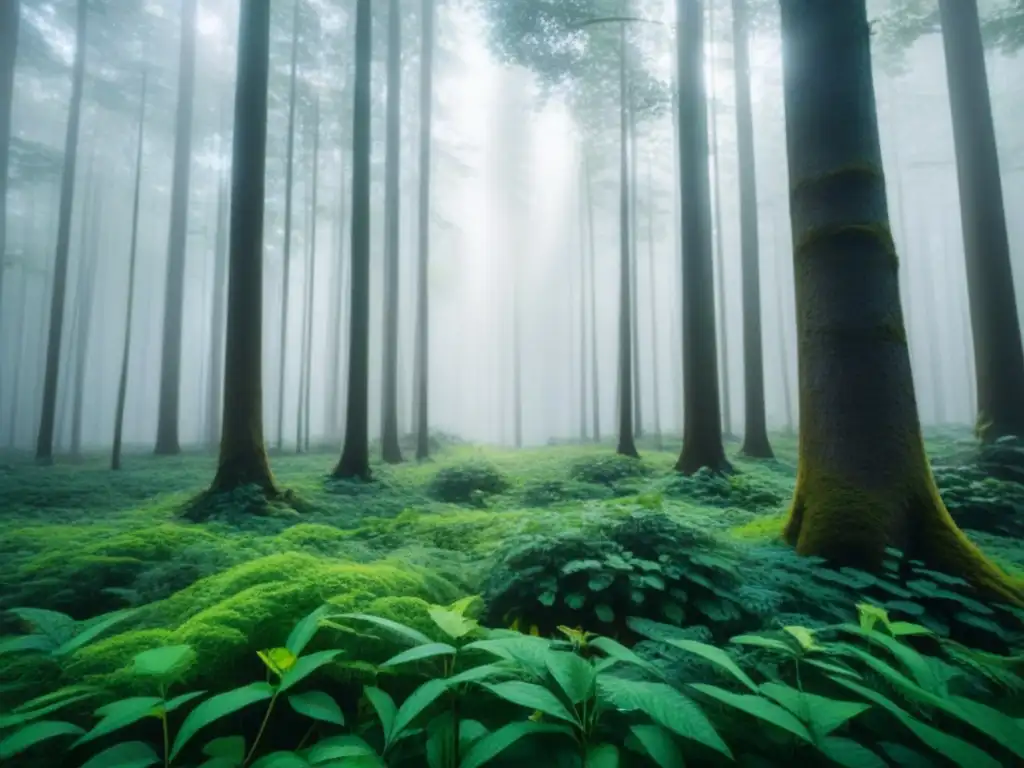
left=1, top=0, right=1024, bottom=765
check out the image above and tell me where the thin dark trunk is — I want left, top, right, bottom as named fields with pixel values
left=584, top=151, right=601, bottom=442
left=670, top=87, right=684, bottom=436
left=381, top=0, right=403, bottom=464
left=938, top=0, right=1024, bottom=443
left=646, top=156, right=662, bottom=448
left=675, top=0, right=728, bottom=474
left=772, top=216, right=794, bottom=435
left=617, top=23, right=638, bottom=459
left=6, top=266, right=27, bottom=447
left=414, top=0, right=434, bottom=461
left=733, top=0, right=773, bottom=459
left=300, top=98, right=320, bottom=453
left=0, top=0, right=19, bottom=345
left=112, top=71, right=148, bottom=470
left=70, top=188, right=101, bottom=456
left=205, top=157, right=229, bottom=448
left=328, top=153, right=349, bottom=441
left=35, top=0, right=87, bottom=463
left=578, top=155, right=588, bottom=441
left=154, top=0, right=198, bottom=456
left=628, top=82, right=642, bottom=440
left=333, top=0, right=373, bottom=480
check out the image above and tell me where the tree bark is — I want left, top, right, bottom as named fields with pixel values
left=334, top=0, right=373, bottom=480
left=733, top=0, right=773, bottom=459
left=938, top=0, right=1024, bottom=444
left=645, top=156, right=662, bottom=448
left=204, top=156, right=229, bottom=449
left=70, top=185, right=101, bottom=456
left=616, top=23, right=638, bottom=459
left=578, top=154, right=588, bottom=442
left=584, top=150, right=601, bottom=442
left=35, top=0, right=87, bottom=464
left=0, top=0, right=19, bottom=343
left=327, top=152, right=349, bottom=442
left=674, top=0, right=728, bottom=474
left=628, top=79, right=642, bottom=440
left=299, top=98, right=319, bottom=453
left=779, top=0, right=1020, bottom=602
left=208, top=0, right=277, bottom=496
left=154, top=0, right=198, bottom=456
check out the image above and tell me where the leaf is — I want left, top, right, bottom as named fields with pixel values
left=689, top=684, right=813, bottom=744
left=289, top=691, right=345, bottom=726
left=803, top=658, right=862, bottom=679
left=55, top=609, right=137, bottom=656
left=538, top=591, right=557, bottom=607
left=631, top=629, right=756, bottom=692
left=448, top=596, right=482, bottom=616
left=459, top=721, right=568, bottom=768
left=391, top=678, right=452, bottom=746
left=6, top=608, right=75, bottom=646
left=79, top=740, right=161, bottom=768
left=545, top=650, right=596, bottom=705
left=729, top=634, right=797, bottom=656
left=203, top=735, right=246, bottom=762
left=132, top=645, right=196, bottom=682
left=759, top=682, right=869, bottom=737
left=250, top=752, right=310, bottom=768
left=279, top=649, right=342, bottom=693
left=335, top=613, right=433, bottom=646
left=597, top=677, right=731, bottom=758
left=170, top=682, right=276, bottom=760
left=0, top=720, right=84, bottom=758
left=0, top=635, right=56, bottom=656
left=78, top=697, right=165, bottom=745
left=364, top=687, right=398, bottom=739
left=286, top=605, right=332, bottom=656
left=877, top=741, right=939, bottom=768
left=0, top=691, right=97, bottom=729
left=565, top=593, right=587, bottom=610
left=381, top=642, right=458, bottom=668
left=627, top=724, right=684, bottom=768
left=595, top=604, right=615, bottom=622
left=481, top=681, right=580, bottom=726
left=429, top=606, right=478, bottom=639
left=888, top=621, right=932, bottom=637
left=258, top=647, right=298, bottom=677
left=307, top=734, right=380, bottom=764
left=588, top=573, right=616, bottom=591
left=589, top=636, right=665, bottom=680
left=782, top=626, right=821, bottom=651
left=162, top=691, right=207, bottom=714
left=586, top=743, right=619, bottom=766
left=818, top=736, right=888, bottom=768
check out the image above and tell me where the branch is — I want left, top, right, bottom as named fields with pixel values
left=570, top=15, right=665, bottom=30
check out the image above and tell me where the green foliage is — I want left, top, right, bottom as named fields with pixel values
left=429, top=463, right=511, bottom=505
left=568, top=454, right=649, bottom=488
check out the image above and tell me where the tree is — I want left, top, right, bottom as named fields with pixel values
left=69, top=186, right=101, bottom=456
left=208, top=0, right=277, bottom=496
left=733, top=0, right=773, bottom=459
left=205, top=150, right=229, bottom=449
left=333, top=0, right=373, bottom=480
left=0, top=0, right=19, bottom=330
left=36, top=0, right=88, bottom=464
left=778, top=0, right=1020, bottom=602
left=938, top=0, right=1024, bottom=444
left=298, top=96, right=320, bottom=453
left=675, top=0, right=729, bottom=475
left=154, top=0, right=198, bottom=455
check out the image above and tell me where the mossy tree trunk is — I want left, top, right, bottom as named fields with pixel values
left=674, top=0, right=728, bottom=475
left=334, top=0, right=373, bottom=480
left=113, top=72, right=148, bottom=471
left=779, top=0, right=1021, bottom=603
left=154, top=0, right=198, bottom=456
left=0, top=0, right=18, bottom=342
left=381, top=0, right=404, bottom=464
left=208, top=0, right=277, bottom=496
left=36, top=0, right=87, bottom=464
left=616, top=23, right=638, bottom=460
left=938, top=0, right=1024, bottom=444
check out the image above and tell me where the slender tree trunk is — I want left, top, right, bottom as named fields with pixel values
left=112, top=71, right=148, bottom=470
left=154, top=0, right=198, bottom=456
left=938, top=0, right=1024, bottom=444
left=381, top=0, right=404, bottom=463
left=779, top=0, right=1018, bottom=602
left=205, top=164, right=229, bottom=449
left=300, top=98, right=320, bottom=453
left=512, top=258, right=523, bottom=449
left=770, top=214, right=794, bottom=435
left=207, top=0, right=277, bottom=496
left=670, top=87, right=684, bottom=436
left=0, top=0, right=19, bottom=343
left=35, top=0, right=87, bottom=463
left=617, top=24, right=638, bottom=459
left=919, top=225, right=946, bottom=426
left=70, top=187, right=101, bottom=456
left=296, top=160, right=311, bottom=451
left=584, top=150, right=601, bottom=442
left=675, top=0, right=728, bottom=474
left=628, top=83, right=643, bottom=440
left=334, top=0, right=373, bottom=480
left=646, top=156, right=662, bottom=448
left=276, top=0, right=301, bottom=452
left=578, top=154, right=588, bottom=442
left=733, top=0, right=773, bottom=459
left=328, top=154, right=350, bottom=442
left=7, top=266, right=28, bottom=447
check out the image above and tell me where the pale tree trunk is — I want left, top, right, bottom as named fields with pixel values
left=616, top=23, right=638, bottom=459
left=0, top=0, right=19, bottom=348
left=299, top=97, right=320, bottom=453
left=645, top=156, right=662, bottom=448
left=584, top=151, right=601, bottom=442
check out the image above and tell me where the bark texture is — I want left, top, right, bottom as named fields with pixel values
left=0, top=0, right=18, bottom=327
left=616, top=23, right=638, bottom=459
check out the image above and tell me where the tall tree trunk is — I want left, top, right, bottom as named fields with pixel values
left=628, top=82, right=643, bottom=440
left=6, top=266, right=28, bottom=447
left=578, top=154, right=588, bottom=441
left=771, top=214, right=795, bottom=435
left=0, top=0, right=19, bottom=342
left=276, top=0, right=301, bottom=452
left=70, top=186, right=101, bottom=456
left=113, top=72, right=148, bottom=470
left=675, top=0, right=728, bottom=474
left=733, top=0, right=773, bottom=459
left=584, top=150, right=601, bottom=442
left=300, top=98, right=320, bottom=453
left=670, top=87, right=684, bottom=436
left=646, top=156, right=662, bottom=448
left=334, top=0, right=373, bottom=480
left=205, top=162, right=229, bottom=449
left=328, top=154, right=349, bottom=442
left=779, top=0, right=1019, bottom=602
left=512, top=257, right=523, bottom=449
left=919, top=225, right=946, bottom=426
left=938, top=0, right=1024, bottom=444
left=154, top=0, right=198, bottom=455
left=381, top=0, right=404, bottom=464
left=207, top=0, right=276, bottom=496
left=616, top=24, right=638, bottom=459
left=35, top=0, right=87, bottom=463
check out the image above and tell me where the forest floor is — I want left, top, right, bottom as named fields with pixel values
left=1, top=428, right=1023, bottom=705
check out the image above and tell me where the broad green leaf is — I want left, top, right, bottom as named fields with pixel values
left=482, top=680, right=580, bottom=726
left=426, top=712, right=455, bottom=768
left=0, top=720, right=84, bottom=758
left=0, top=635, right=55, bottom=656
left=689, top=684, right=813, bottom=744
left=258, top=647, right=298, bottom=677
left=13, top=685, right=96, bottom=713
left=729, top=634, right=797, bottom=656
left=391, top=678, right=451, bottom=746
left=459, top=721, right=568, bottom=768
left=857, top=603, right=890, bottom=633
left=429, top=606, right=478, bottom=639
left=170, top=682, right=275, bottom=760
left=888, top=621, right=932, bottom=637
left=804, top=658, right=862, bottom=679
left=628, top=724, right=683, bottom=768
left=6, top=608, right=75, bottom=646
left=381, top=642, right=458, bottom=668
left=203, top=735, right=246, bottom=762
left=947, top=695, right=1024, bottom=760
left=162, top=691, right=207, bottom=714
left=337, top=613, right=433, bottom=646
left=56, top=609, right=137, bottom=656
left=597, top=677, right=731, bottom=758
left=818, top=736, right=888, bottom=768
left=279, top=650, right=342, bottom=693
left=79, top=740, right=161, bottom=768
left=288, top=691, right=345, bottom=726
left=877, top=741, right=939, bottom=768
left=447, top=662, right=513, bottom=686
left=132, top=645, right=195, bottom=680
left=589, top=636, right=665, bottom=680
left=250, top=752, right=310, bottom=768
left=586, top=743, right=619, bottom=766
left=782, top=626, right=821, bottom=652
left=0, top=691, right=96, bottom=729
left=545, top=650, right=596, bottom=705
left=462, top=636, right=551, bottom=673
left=307, top=734, right=380, bottom=764
left=78, top=697, right=164, bottom=745
left=448, top=596, right=482, bottom=616
left=759, top=682, right=869, bottom=737
left=637, top=631, right=756, bottom=692
left=286, top=605, right=332, bottom=656
left=364, top=687, right=398, bottom=739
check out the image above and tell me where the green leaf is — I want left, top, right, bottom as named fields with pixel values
left=818, top=737, right=888, bottom=768
left=589, top=636, right=665, bottom=680
left=660, top=601, right=685, bottom=624
left=78, top=697, right=164, bottom=745
left=170, top=682, right=276, bottom=760
left=335, top=613, right=434, bottom=646
left=364, top=687, right=398, bottom=739
left=888, top=621, right=932, bottom=637
left=288, top=691, right=345, bottom=726
left=0, top=691, right=97, bottom=729
left=759, top=682, right=869, bottom=737
left=630, top=626, right=756, bottom=692
left=595, top=604, right=615, bottom=622
left=279, top=650, right=342, bottom=693
left=79, top=740, right=161, bottom=768
left=6, top=608, right=75, bottom=647
left=286, top=605, right=332, bottom=656
left=729, top=634, right=797, bottom=656
left=545, top=650, right=596, bottom=705
left=429, top=606, right=478, bottom=639
left=481, top=680, right=580, bottom=726
left=250, top=752, right=310, bottom=768
left=565, top=593, right=587, bottom=610
left=162, top=691, right=207, bottom=714
left=55, top=609, right=137, bottom=656
left=588, top=573, right=616, bottom=591
left=132, top=645, right=195, bottom=681
left=597, top=677, right=731, bottom=758
left=391, top=678, right=451, bottom=747
left=381, top=642, right=458, bottom=668
left=307, top=734, right=380, bottom=764
left=459, top=721, right=568, bottom=768
left=203, top=735, right=246, bottom=762
left=0, top=720, right=84, bottom=758
left=804, top=658, right=862, bottom=679
left=627, top=724, right=683, bottom=768
left=538, top=590, right=557, bottom=607
left=446, top=663, right=512, bottom=686
left=0, top=635, right=56, bottom=656
left=877, top=741, right=939, bottom=768
left=688, top=684, right=813, bottom=744
left=586, top=743, right=619, bottom=766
